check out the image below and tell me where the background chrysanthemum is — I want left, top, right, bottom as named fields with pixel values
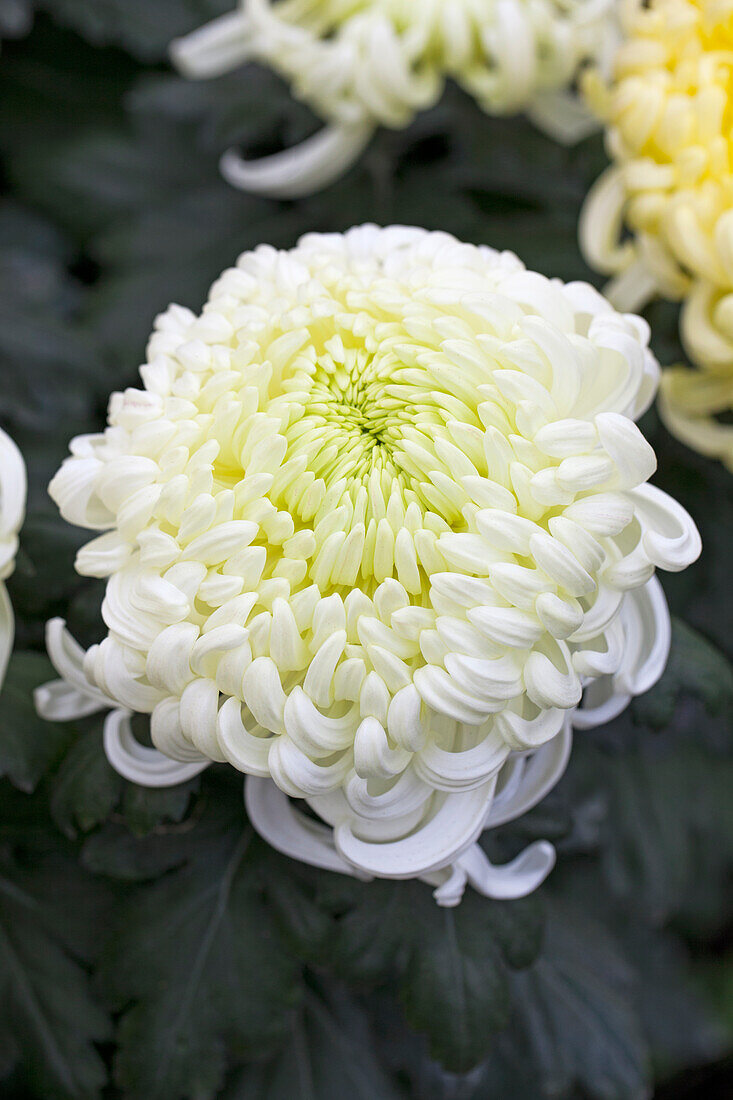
left=581, top=0, right=733, bottom=470
left=42, top=225, right=700, bottom=891
left=171, top=0, right=620, bottom=196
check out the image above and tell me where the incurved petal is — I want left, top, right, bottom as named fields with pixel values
left=245, top=776, right=370, bottom=879
left=628, top=484, right=702, bottom=572
left=344, top=768, right=432, bottom=822
left=414, top=729, right=509, bottom=791
left=268, top=735, right=352, bottom=798
left=104, top=709, right=210, bottom=787
left=572, top=676, right=631, bottom=730
left=217, top=695, right=273, bottom=775
left=34, top=678, right=108, bottom=723
left=487, top=719, right=572, bottom=827
left=614, top=574, right=671, bottom=698
left=334, top=781, right=496, bottom=879
left=573, top=575, right=671, bottom=727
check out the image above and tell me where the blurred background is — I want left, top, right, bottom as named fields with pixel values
left=0, top=3, right=731, bottom=1098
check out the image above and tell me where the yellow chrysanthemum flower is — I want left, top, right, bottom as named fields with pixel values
left=581, top=0, right=733, bottom=469
left=0, top=428, right=26, bottom=689
left=171, top=0, right=619, bottom=196
left=39, top=227, right=700, bottom=901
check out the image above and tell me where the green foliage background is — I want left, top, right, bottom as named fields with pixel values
left=0, top=4, right=731, bottom=1097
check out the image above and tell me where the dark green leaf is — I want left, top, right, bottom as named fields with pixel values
left=401, top=900, right=511, bottom=1072
left=0, top=653, right=72, bottom=792
left=98, top=825, right=302, bottom=1100
left=10, top=513, right=87, bottom=631
left=263, top=863, right=338, bottom=966
left=0, top=849, right=111, bottom=1099
left=82, top=770, right=237, bottom=881
left=695, top=953, right=733, bottom=1045
left=120, top=776, right=199, bottom=837
left=623, top=929, right=725, bottom=1078
left=50, top=726, right=122, bottom=839
left=225, top=986, right=401, bottom=1100
left=322, top=878, right=543, bottom=1071
left=569, top=744, right=733, bottom=923
left=37, top=0, right=230, bottom=61
left=509, top=903, right=651, bottom=1100
left=82, top=819, right=203, bottom=882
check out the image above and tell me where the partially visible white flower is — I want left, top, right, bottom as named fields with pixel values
left=171, top=0, right=621, bottom=197
left=36, top=225, right=700, bottom=903
left=0, top=0, right=33, bottom=48
left=0, top=428, right=26, bottom=690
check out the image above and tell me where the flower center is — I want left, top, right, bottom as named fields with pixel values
left=256, top=325, right=478, bottom=593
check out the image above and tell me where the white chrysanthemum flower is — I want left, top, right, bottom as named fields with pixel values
left=0, top=428, right=26, bottom=689
left=38, top=226, right=700, bottom=903
left=171, top=0, right=620, bottom=197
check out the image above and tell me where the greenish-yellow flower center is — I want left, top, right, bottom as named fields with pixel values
left=239, top=321, right=480, bottom=594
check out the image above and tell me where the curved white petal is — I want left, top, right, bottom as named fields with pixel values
left=440, top=839, right=556, bottom=904
left=579, top=167, right=636, bottom=277
left=487, top=718, right=572, bottom=826
left=34, top=678, right=109, bottom=722
left=38, top=619, right=112, bottom=713
left=613, top=574, right=672, bottom=698
left=245, top=775, right=370, bottom=879
left=246, top=769, right=557, bottom=907
left=103, top=709, right=210, bottom=787
left=571, top=679, right=632, bottom=730
left=173, top=2, right=619, bottom=197
left=343, top=768, right=432, bottom=822
left=170, top=11, right=254, bottom=79
left=0, top=584, right=13, bottom=690
left=414, top=728, right=509, bottom=791
left=220, top=122, right=373, bottom=199
left=527, top=91, right=599, bottom=146
left=0, top=429, right=26, bottom=552
left=573, top=575, right=671, bottom=727
left=629, top=484, right=702, bottom=573
left=333, top=780, right=497, bottom=880
left=604, top=259, right=661, bottom=315
left=0, top=427, right=26, bottom=693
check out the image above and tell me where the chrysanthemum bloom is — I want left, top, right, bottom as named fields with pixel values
left=38, top=226, right=700, bottom=903
left=0, top=428, right=26, bottom=689
left=171, top=0, right=620, bottom=197
left=580, top=0, right=733, bottom=469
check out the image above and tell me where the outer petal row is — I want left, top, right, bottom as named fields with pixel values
left=35, top=577, right=674, bottom=904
